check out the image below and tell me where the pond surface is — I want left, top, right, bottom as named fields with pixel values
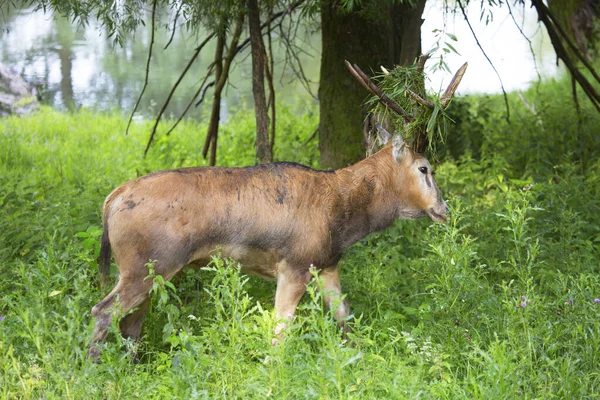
left=0, top=5, right=320, bottom=121
left=0, top=2, right=560, bottom=120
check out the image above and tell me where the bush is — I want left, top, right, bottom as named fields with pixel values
left=1, top=83, right=599, bottom=397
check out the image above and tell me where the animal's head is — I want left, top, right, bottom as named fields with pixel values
left=376, top=123, right=448, bottom=222
left=345, top=59, right=467, bottom=223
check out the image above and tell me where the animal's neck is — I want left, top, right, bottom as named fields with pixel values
left=330, top=147, right=400, bottom=250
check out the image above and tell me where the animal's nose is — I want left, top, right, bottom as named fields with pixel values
left=443, top=200, right=450, bottom=216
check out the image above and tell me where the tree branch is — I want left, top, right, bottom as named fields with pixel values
left=143, top=33, right=215, bottom=157
left=545, top=1, right=600, bottom=84
left=164, top=1, right=183, bottom=50
left=531, top=0, right=600, bottom=112
left=125, top=0, right=156, bottom=136
left=165, top=63, right=215, bottom=137
left=203, top=14, right=245, bottom=165
left=506, top=0, right=542, bottom=90
left=344, top=60, right=413, bottom=121
left=456, top=0, right=510, bottom=121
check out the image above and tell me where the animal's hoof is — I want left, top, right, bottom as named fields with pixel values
left=86, top=346, right=102, bottom=363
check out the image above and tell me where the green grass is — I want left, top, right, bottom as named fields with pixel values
left=1, top=79, right=600, bottom=398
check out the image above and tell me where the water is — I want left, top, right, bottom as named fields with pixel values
left=0, top=2, right=560, bottom=119
left=0, top=6, right=320, bottom=120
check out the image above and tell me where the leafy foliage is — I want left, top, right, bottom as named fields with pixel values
left=369, top=61, right=453, bottom=153
left=1, top=76, right=600, bottom=397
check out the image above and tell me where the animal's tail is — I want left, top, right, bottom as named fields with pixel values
left=98, top=217, right=111, bottom=289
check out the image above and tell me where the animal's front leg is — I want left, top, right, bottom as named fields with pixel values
left=319, top=265, right=351, bottom=333
left=273, top=261, right=309, bottom=344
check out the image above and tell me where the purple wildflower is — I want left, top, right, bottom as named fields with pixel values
left=0, top=316, right=3, bottom=321
left=520, top=302, right=527, bottom=308
left=565, top=299, right=573, bottom=305
left=594, top=298, right=600, bottom=304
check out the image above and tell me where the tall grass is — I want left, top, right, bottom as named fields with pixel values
left=1, top=77, right=599, bottom=398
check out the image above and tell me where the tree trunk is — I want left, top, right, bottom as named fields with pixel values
left=247, top=0, right=273, bottom=164
left=318, top=0, right=426, bottom=169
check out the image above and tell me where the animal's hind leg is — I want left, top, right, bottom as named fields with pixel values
left=119, top=297, right=151, bottom=340
left=119, top=297, right=151, bottom=363
left=87, top=275, right=152, bottom=360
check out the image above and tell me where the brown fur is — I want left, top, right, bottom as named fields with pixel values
left=87, top=143, right=447, bottom=359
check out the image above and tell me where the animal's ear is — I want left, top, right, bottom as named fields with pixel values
left=374, top=122, right=391, bottom=146
left=392, top=134, right=406, bottom=162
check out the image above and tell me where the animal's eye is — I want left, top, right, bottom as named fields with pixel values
left=418, top=166, right=428, bottom=174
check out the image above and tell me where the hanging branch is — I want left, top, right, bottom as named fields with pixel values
left=531, top=0, right=600, bottom=113
left=143, top=33, right=215, bottom=156
left=570, top=76, right=582, bottom=133
left=165, top=63, right=215, bottom=136
left=456, top=0, right=510, bottom=121
left=164, top=1, right=184, bottom=50
left=506, top=0, right=542, bottom=89
left=125, top=0, right=157, bottom=136
left=203, top=14, right=245, bottom=166
left=191, top=0, right=305, bottom=109
left=232, top=0, right=306, bottom=61
left=143, top=0, right=306, bottom=158
left=278, top=14, right=317, bottom=99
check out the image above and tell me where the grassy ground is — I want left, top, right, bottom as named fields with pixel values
left=1, top=81, right=600, bottom=398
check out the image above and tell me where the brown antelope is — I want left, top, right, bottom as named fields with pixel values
left=87, top=60, right=466, bottom=360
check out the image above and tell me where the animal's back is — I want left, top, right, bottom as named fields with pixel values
left=103, top=163, right=337, bottom=278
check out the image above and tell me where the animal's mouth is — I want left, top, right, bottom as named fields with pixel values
left=427, top=209, right=447, bottom=223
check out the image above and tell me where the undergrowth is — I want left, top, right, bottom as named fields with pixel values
left=1, top=77, right=600, bottom=398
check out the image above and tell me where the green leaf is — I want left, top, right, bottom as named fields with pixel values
left=444, top=42, right=460, bottom=55
left=446, top=33, right=458, bottom=41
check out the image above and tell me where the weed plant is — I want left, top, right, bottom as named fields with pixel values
left=1, top=77, right=600, bottom=398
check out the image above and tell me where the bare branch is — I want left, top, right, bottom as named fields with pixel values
left=145, top=0, right=306, bottom=159
left=143, top=33, right=215, bottom=157
left=570, top=75, right=582, bottom=134
left=456, top=0, right=510, bottom=121
left=164, top=1, right=183, bottom=50
left=278, top=12, right=317, bottom=99
left=517, top=91, right=545, bottom=132
left=405, top=87, right=434, bottom=109
left=125, top=0, right=156, bottom=136
left=234, top=0, right=306, bottom=55
left=344, top=60, right=413, bottom=121
left=506, top=0, right=542, bottom=90
left=165, top=63, right=215, bottom=137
